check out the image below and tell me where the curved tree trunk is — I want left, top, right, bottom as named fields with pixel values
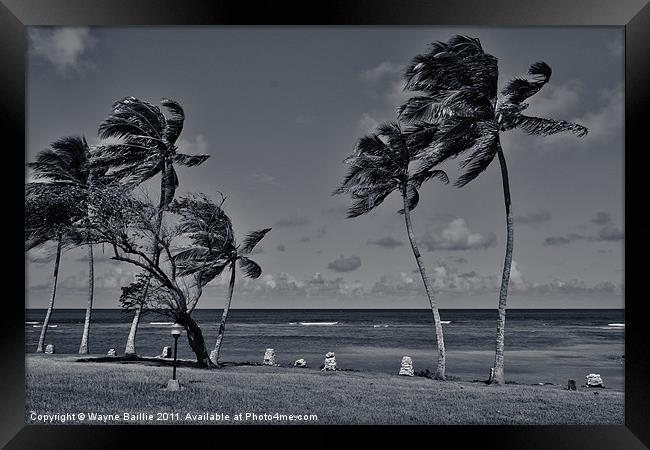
left=123, top=164, right=168, bottom=357
left=210, top=261, right=236, bottom=366
left=491, top=146, right=514, bottom=385
left=178, top=312, right=214, bottom=368
left=402, top=190, right=446, bottom=380
left=36, top=237, right=62, bottom=353
left=124, top=305, right=142, bottom=357
left=78, top=244, right=94, bottom=354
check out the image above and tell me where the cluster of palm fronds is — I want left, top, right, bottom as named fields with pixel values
left=336, top=35, right=587, bottom=382
left=25, top=97, right=270, bottom=367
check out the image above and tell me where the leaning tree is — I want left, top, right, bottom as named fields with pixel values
left=91, top=186, right=242, bottom=368
left=335, top=121, right=450, bottom=380
left=171, top=194, right=270, bottom=366
left=93, top=96, right=209, bottom=357
left=399, top=35, right=587, bottom=384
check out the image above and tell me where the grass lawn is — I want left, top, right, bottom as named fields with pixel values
left=26, top=354, right=623, bottom=425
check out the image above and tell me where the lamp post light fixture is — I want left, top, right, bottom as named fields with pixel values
left=167, top=323, right=184, bottom=391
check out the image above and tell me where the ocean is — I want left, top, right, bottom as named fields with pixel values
left=25, top=308, right=625, bottom=389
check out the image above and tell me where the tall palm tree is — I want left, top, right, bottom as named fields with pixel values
left=335, top=121, right=450, bottom=380
left=28, top=136, right=105, bottom=354
left=25, top=184, right=82, bottom=353
left=94, top=96, right=209, bottom=357
left=399, top=35, right=588, bottom=384
left=172, top=195, right=270, bottom=367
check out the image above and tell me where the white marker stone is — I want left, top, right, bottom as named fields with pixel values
left=263, top=348, right=277, bottom=366
left=322, top=352, right=337, bottom=371
left=399, top=356, right=414, bottom=376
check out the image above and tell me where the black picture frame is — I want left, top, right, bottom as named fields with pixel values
left=3, top=0, right=648, bottom=447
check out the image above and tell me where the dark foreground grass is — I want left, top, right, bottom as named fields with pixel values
left=26, top=355, right=623, bottom=425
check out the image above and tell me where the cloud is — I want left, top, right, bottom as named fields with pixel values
left=591, top=211, right=612, bottom=226
left=327, top=255, right=362, bottom=273
left=596, top=225, right=624, bottom=242
left=322, top=205, right=349, bottom=220
left=29, top=27, right=95, bottom=73
left=244, top=173, right=280, bottom=187
left=526, top=79, right=583, bottom=118
left=544, top=236, right=575, bottom=246
left=357, top=112, right=380, bottom=134
left=177, top=135, right=209, bottom=155
left=544, top=212, right=623, bottom=245
left=275, top=216, right=309, bottom=228
left=367, top=236, right=404, bottom=249
left=51, top=266, right=137, bottom=291
left=359, top=61, right=402, bottom=85
left=514, top=211, right=551, bottom=225
left=276, top=244, right=286, bottom=252
left=205, top=271, right=364, bottom=299
left=420, top=218, right=496, bottom=251
left=299, top=236, right=311, bottom=243
left=607, top=39, right=624, bottom=58
left=198, top=264, right=621, bottom=302
left=359, top=60, right=409, bottom=106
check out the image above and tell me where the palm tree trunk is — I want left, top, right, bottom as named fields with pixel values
left=123, top=163, right=168, bottom=357
left=402, top=190, right=446, bottom=380
left=210, top=261, right=236, bottom=366
left=36, top=237, right=62, bottom=353
left=491, top=145, right=514, bottom=385
left=78, top=244, right=94, bottom=354
left=124, top=303, right=142, bottom=357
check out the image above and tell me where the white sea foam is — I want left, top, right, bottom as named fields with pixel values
left=299, top=322, right=338, bottom=326
left=373, top=324, right=389, bottom=328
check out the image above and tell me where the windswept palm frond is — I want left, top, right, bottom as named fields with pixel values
left=514, top=115, right=588, bottom=137
left=501, top=61, right=552, bottom=105
left=95, top=97, right=209, bottom=194
left=397, top=183, right=419, bottom=214
left=240, top=228, right=271, bottom=255
left=455, top=138, right=500, bottom=187
left=238, top=257, right=262, bottom=279
left=410, top=168, right=449, bottom=189
left=160, top=98, right=185, bottom=147
left=28, top=136, right=91, bottom=185
left=173, top=153, right=210, bottom=167
left=345, top=187, right=394, bottom=218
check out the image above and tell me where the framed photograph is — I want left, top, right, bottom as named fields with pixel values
left=5, top=0, right=648, bottom=447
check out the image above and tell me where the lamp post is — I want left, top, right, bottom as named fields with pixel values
left=167, top=323, right=183, bottom=391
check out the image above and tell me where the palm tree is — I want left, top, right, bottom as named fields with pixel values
left=27, top=136, right=106, bottom=355
left=25, top=184, right=82, bottom=353
left=94, top=96, right=209, bottom=357
left=335, top=121, right=450, bottom=380
left=399, top=35, right=588, bottom=384
left=172, top=195, right=271, bottom=367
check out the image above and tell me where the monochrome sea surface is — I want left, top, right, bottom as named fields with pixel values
left=25, top=308, right=625, bottom=389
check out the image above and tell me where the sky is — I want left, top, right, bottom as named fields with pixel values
left=25, top=26, right=624, bottom=309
